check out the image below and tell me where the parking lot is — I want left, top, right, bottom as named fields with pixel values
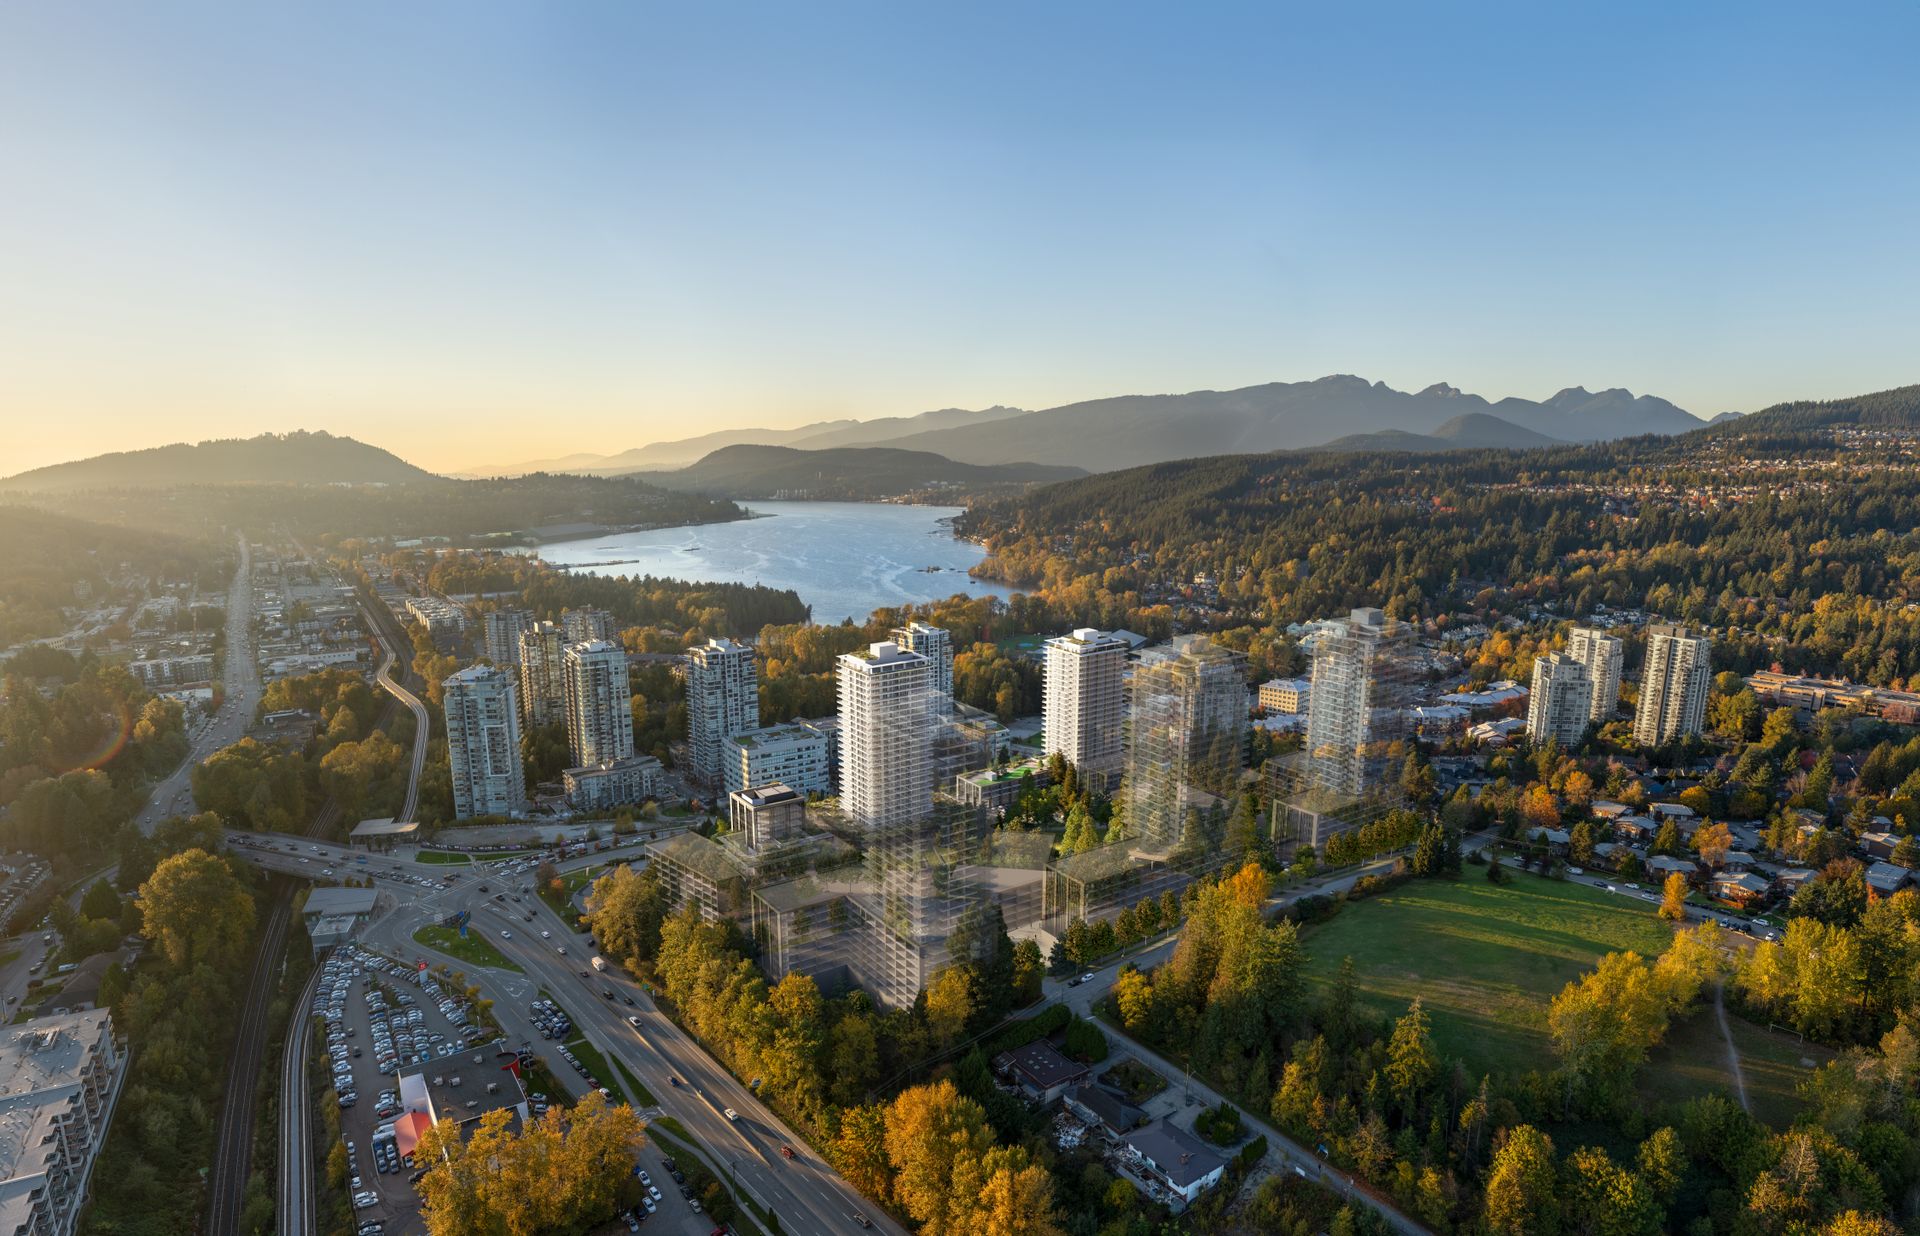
left=312, top=944, right=506, bottom=1235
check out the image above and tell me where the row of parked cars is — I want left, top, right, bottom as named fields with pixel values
left=530, top=997, right=573, bottom=1040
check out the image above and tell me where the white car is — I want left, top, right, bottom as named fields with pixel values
left=723, top=1107, right=738, bottom=1121
left=500, top=930, right=512, bottom=939
left=540, top=930, right=551, bottom=939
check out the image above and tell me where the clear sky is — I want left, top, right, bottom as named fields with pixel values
left=3, top=2, right=1916, bottom=474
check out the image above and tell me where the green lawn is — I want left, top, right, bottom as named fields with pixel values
left=1300, top=872, right=1674, bottom=1079
left=564, top=1035, right=620, bottom=1096
left=1641, top=1005, right=1831, bottom=1129
left=415, top=850, right=473, bottom=865
left=411, top=924, right=524, bottom=972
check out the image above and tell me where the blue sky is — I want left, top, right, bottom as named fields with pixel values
left=2, top=2, right=1916, bottom=472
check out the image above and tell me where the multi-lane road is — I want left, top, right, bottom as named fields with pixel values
left=230, top=832, right=903, bottom=1236
left=139, top=533, right=260, bottom=834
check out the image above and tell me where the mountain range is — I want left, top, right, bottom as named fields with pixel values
left=629, top=444, right=1083, bottom=500
left=471, top=377, right=1708, bottom=477
left=0, top=430, right=437, bottom=492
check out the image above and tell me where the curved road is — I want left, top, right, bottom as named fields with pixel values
left=361, top=601, right=430, bottom=823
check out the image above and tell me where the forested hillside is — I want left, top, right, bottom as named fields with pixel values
left=960, top=384, right=1920, bottom=686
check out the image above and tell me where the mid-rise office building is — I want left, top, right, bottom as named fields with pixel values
left=687, top=638, right=759, bottom=788
left=563, top=640, right=634, bottom=768
left=836, top=641, right=937, bottom=830
left=1257, top=677, right=1311, bottom=714
left=1565, top=626, right=1624, bottom=721
left=1123, top=637, right=1248, bottom=851
left=891, top=622, right=954, bottom=700
left=729, top=783, right=808, bottom=851
left=561, top=606, right=616, bottom=644
left=0, top=1010, right=127, bottom=1236
left=724, top=722, right=833, bottom=798
left=1042, top=628, right=1128, bottom=788
left=482, top=608, right=533, bottom=671
left=516, top=621, right=566, bottom=728
left=444, top=664, right=526, bottom=819
left=1634, top=624, right=1712, bottom=745
left=563, top=755, right=661, bottom=811
left=1528, top=652, right=1594, bottom=748
left=1303, top=608, right=1417, bottom=799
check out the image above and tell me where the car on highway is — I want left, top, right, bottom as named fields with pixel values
left=501, top=930, right=512, bottom=939
left=627, top=1015, right=642, bottom=1027
left=723, top=1107, right=738, bottom=1121
left=540, top=930, right=551, bottom=939
left=779, top=1145, right=795, bottom=1159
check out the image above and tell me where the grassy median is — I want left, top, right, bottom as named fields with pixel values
left=411, top=923, right=524, bottom=972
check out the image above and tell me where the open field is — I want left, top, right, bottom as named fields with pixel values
left=1642, top=1003, right=1831, bottom=1129
left=411, top=923, right=524, bottom=972
left=1299, top=872, right=1674, bottom=1078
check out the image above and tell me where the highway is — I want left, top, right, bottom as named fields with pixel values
left=138, top=533, right=261, bottom=834
left=266, top=835, right=904, bottom=1236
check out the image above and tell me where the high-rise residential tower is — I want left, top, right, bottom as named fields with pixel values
left=444, top=664, right=526, bottom=819
left=891, top=622, right=954, bottom=700
left=836, top=641, right=937, bottom=830
left=1528, top=652, right=1594, bottom=748
left=561, top=606, right=617, bottom=643
left=1042, top=628, right=1129, bottom=788
left=563, top=639, right=634, bottom=768
left=1123, top=637, right=1248, bottom=851
left=482, top=608, right=533, bottom=671
left=1565, top=626, right=1624, bottom=722
left=516, top=620, right=566, bottom=728
left=1634, top=624, right=1712, bottom=745
left=686, top=638, right=759, bottom=788
left=1303, top=607, right=1417, bottom=799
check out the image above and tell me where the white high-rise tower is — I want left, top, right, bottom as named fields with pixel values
left=1042, top=628, right=1128, bottom=787
left=1565, top=626, right=1624, bottom=722
left=686, top=638, right=759, bottom=788
left=836, top=641, right=936, bottom=830
left=891, top=622, right=953, bottom=701
left=1634, top=624, right=1711, bottom=745
left=563, top=640, right=634, bottom=768
left=1528, top=652, right=1594, bottom=748
left=444, top=664, right=526, bottom=819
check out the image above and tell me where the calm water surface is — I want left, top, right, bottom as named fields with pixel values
left=537, top=501, right=1009, bottom=624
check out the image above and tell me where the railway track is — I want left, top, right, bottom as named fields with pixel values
left=277, top=964, right=324, bottom=1236
left=205, top=892, right=292, bottom=1236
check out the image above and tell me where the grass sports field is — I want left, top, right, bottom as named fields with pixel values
left=1300, top=871, right=1673, bottom=1078
left=1642, top=1005, right=1830, bottom=1129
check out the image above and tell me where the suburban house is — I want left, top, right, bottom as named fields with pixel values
left=1124, top=1120, right=1227, bottom=1206
left=1065, top=1085, right=1147, bottom=1141
left=994, top=1041, right=1089, bottom=1103
left=1647, top=855, right=1698, bottom=881
left=1865, top=862, right=1915, bottom=898
left=1709, top=871, right=1770, bottom=906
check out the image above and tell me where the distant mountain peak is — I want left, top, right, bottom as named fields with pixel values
left=0, top=430, right=437, bottom=492
left=1419, top=382, right=1465, bottom=398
